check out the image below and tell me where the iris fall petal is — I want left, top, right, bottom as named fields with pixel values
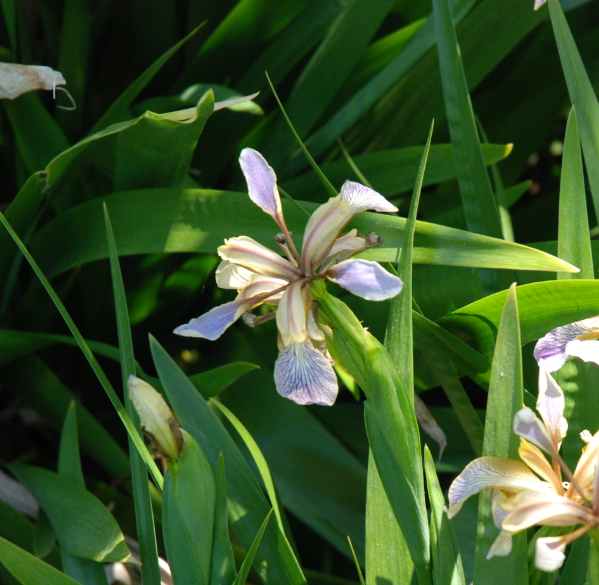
left=325, top=259, right=403, bottom=301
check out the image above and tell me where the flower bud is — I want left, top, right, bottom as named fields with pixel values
left=128, top=375, right=183, bottom=461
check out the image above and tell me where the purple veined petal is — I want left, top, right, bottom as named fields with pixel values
left=446, top=456, right=550, bottom=518
left=340, top=181, right=398, bottom=215
left=276, top=279, right=308, bottom=346
left=513, top=407, right=556, bottom=455
left=173, top=288, right=281, bottom=340
left=219, top=236, right=302, bottom=281
left=533, top=321, right=590, bottom=371
left=537, top=365, right=567, bottom=450
left=325, top=259, right=403, bottom=301
left=239, top=148, right=285, bottom=228
left=274, top=340, right=338, bottom=406
left=302, top=196, right=352, bottom=273
left=501, top=491, right=593, bottom=532
left=215, top=261, right=254, bottom=290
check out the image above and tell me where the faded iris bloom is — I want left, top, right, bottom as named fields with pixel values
left=534, top=317, right=599, bottom=372
left=175, top=148, right=402, bottom=406
left=447, top=364, right=599, bottom=572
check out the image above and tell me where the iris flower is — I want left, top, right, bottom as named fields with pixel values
left=174, top=148, right=402, bottom=406
left=447, top=364, right=599, bottom=572
left=534, top=317, right=599, bottom=372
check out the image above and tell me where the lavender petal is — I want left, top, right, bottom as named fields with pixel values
left=533, top=321, right=589, bottom=371
left=339, top=181, right=398, bottom=214
left=325, top=259, right=403, bottom=301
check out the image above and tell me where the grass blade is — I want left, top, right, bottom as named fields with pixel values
left=233, top=510, right=274, bottom=585
left=0, top=210, right=164, bottom=491
left=104, top=205, right=161, bottom=585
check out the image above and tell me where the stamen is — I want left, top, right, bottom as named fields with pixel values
left=243, top=311, right=277, bottom=327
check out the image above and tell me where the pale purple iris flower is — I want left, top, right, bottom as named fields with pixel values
left=534, top=317, right=599, bottom=372
left=174, top=148, right=402, bottom=406
left=447, top=364, right=599, bottom=572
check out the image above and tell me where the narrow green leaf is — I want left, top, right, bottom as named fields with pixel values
left=210, top=455, right=236, bottom=585
left=0, top=0, right=17, bottom=52
left=192, top=362, right=260, bottom=399
left=423, top=446, right=466, bottom=585
left=473, top=284, right=527, bottom=585
left=233, top=510, right=274, bottom=585
left=548, top=0, right=599, bottom=221
left=560, top=535, right=589, bottom=585
left=557, top=107, right=593, bottom=280
left=210, top=399, right=286, bottom=534
left=365, top=455, right=416, bottom=585
left=104, top=205, right=160, bottom=585
left=163, top=431, right=215, bottom=585
left=30, top=189, right=578, bottom=278
left=149, top=336, right=307, bottom=585
left=347, top=536, right=366, bottom=585
left=385, top=121, right=433, bottom=395
left=432, top=0, right=511, bottom=294
left=91, top=24, right=203, bottom=132
left=0, top=535, right=80, bottom=585
left=58, top=404, right=109, bottom=585
left=11, top=464, right=130, bottom=563
left=590, top=529, right=599, bottom=585
left=33, top=510, right=55, bottom=559
left=266, top=73, right=338, bottom=199
left=0, top=210, right=164, bottom=490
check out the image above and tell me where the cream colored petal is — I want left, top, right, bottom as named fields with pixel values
left=414, top=395, right=446, bottom=461
left=571, top=429, right=599, bottom=496
left=276, top=280, right=308, bottom=346
left=518, top=439, right=562, bottom=494
left=501, top=491, right=593, bottom=532
left=302, top=196, right=352, bottom=273
left=128, top=376, right=182, bottom=461
left=237, top=276, right=288, bottom=301
left=219, top=236, right=302, bottom=280
left=215, top=261, right=254, bottom=289
left=535, top=536, right=567, bottom=571
left=0, top=63, right=66, bottom=100
left=447, top=456, right=552, bottom=518
left=565, top=338, right=599, bottom=368
left=487, top=532, right=513, bottom=559
left=307, top=307, right=325, bottom=341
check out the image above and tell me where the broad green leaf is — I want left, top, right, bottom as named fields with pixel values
left=58, top=403, right=109, bottom=585
left=439, top=280, right=599, bottom=362
left=314, top=288, right=431, bottom=585
left=0, top=210, right=163, bottom=490
left=281, top=143, right=512, bottom=201
left=105, top=205, right=161, bottom=585
left=149, top=336, right=307, bottom=585
left=557, top=107, right=593, bottom=280
left=91, top=24, right=204, bottom=132
left=0, top=535, right=80, bottom=585
left=3, top=95, right=70, bottom=174
left=432, top=0, right=511, bottom=295
left=473, top=284, right=527, bottom=585
left=365, top=455, right=416, bottom=585
left=10, top=464, right=130, bottom=563
left=163, top=431, right=215, bottom=585
left=210, top=456, right=236, bottom=585
left=211, top=399, right=286, bottom=534
left=548, top=0, right=599, bottom=221
left=423, top=446, right=466, bottom=585
left=233, top=511, right=274, bottom=585
left=29, top=189, right=577, bottom=278
left=115, top=89, right=214, bottom=190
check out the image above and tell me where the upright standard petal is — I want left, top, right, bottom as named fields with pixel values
left=302, top=196, right=352, bottom=273
left=513, top=407, right=556, bottom=455
left=325, top=259, right=403, bottom=301
left=447, top=456, right=551, bottom=518
left=340, top=181, right=398, bottom=214
left=219, top=236, right=302, bottom=281
left=274, top=340, right=338, bottom=406
left=534, top=321, right=592, bottom=371
left=174, top=289, right=281, bottom=340
left=239, top=148, right=285, bottom=228
left=537, top=365, right=567, bottom=449
left=319, top=230, right=382, bottom=271
left=276, top=280, right=308, bottom=346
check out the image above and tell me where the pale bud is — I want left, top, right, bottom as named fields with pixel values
left=128, top=376, right=183, bottom=461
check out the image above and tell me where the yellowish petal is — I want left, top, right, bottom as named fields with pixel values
left=518, top=439, right=562, bottom=494
left=276, top=280, right=308, bottom=346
